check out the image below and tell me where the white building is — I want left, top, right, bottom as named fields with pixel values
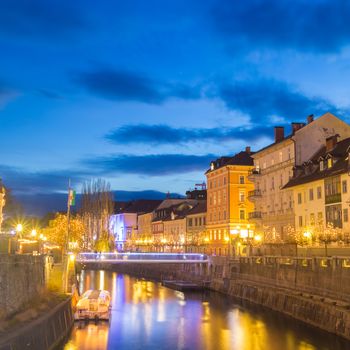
left=249, top=113, right=350, bottom=240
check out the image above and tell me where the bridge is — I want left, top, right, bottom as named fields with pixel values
left=76, top=252, right=209, bottom=264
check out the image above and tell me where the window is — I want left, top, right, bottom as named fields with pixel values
left=297, top=193, right=302, bottom=204
left=195, top=218, right=198, bottom=226
left=317, top=212, right=323, bottom=225
left=344, top=209, right=349, bottom=222
left=188, top=218, right=193, bottom=227
left=310, top=213, right=315, bottom=225
left=213, top=194, right=216, bottom=205
left=309, top=188, right=314, bottom=201
left=239, top=175, right=245, bottom=184
left=203, top=217, right=206, bottom=225
left=198, top=217, right=202, bottom=226
left=280, top=173, right=283, bottom=187
left=271, top=177, right=275, bottom=190
left=239, top=191, right=245, bottom=202
left=239, top=210, right=245, bottom=220
left=223, top=177, right=226, bottom=185
left=209, top=196, right=212, bottom=205
left=327, top=158, right=333, bottom=168
left=223, top=211, right=226, bottom=220
left=342, top=180, right=347, bottom=193
left=298, top=216, right=303, bottom=227
left=317, top=186, right=322, bottom=199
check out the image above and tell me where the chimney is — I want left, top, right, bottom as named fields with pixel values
left=307, top=114, right=314, bottom=124
left=291, top=122, right=306, bottom=134
left=326, top=134, right=339, bottom=151
left=274, top=126, right=284, bottom=143
left=245, top=146, right=251, bottom=154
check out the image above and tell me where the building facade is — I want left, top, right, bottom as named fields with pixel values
left=250, top=113, right=350, bottom=241
left=186, top=201, right=207, bottom=253
left=284, top=135, right=350, bottom=238
left=206, top=147, right=255, bottom=256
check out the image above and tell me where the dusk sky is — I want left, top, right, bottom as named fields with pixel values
left=1, top=0, right=350, bottom=196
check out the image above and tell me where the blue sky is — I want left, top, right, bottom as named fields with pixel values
left=1, top=0, right=350, bottom=195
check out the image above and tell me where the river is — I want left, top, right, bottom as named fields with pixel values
left=62, top=270, right=349, bottom=350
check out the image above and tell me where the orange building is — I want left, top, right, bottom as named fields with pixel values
left=205, top=147, right=255, bottom=256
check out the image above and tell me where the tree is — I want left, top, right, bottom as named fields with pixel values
left=42, top=213, right=85, bottom=250
left=80, top=179, right=114, bottom=250
left=316, top=222, right=342, bottom=257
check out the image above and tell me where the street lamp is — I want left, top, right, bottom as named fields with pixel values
left=31, top=229, right=37, bottom=237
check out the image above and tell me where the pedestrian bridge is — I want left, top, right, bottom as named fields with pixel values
left=76, top=252, right=208, bottom=264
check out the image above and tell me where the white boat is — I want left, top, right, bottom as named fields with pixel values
left=74, top=289, right=111, bottom=321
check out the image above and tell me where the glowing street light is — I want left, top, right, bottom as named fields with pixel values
left=31, top=229, right=37, bottom=237
left=303, top=231, right=311, bottom=239
left=254, top=234, right=262, bottom=242
left=16, top=223, right=23, bottom=233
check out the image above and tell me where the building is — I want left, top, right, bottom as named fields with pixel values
left=109, top=199, right=162, bottom=251
left=186, top=201, right=207, bottom=253
left=284, top=135, right=350, bottom=237
left=151, top=199, right=200, bottom=252
left=249, top=113, right=350, bottom=241
left=206, top=147, right=255, bottom=256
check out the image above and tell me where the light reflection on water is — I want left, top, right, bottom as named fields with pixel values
left=63, top=270, right=350, bottom=350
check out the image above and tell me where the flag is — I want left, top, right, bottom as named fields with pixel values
left=68, top=189, right=76, bottom=206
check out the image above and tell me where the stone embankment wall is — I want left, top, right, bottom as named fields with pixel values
left=0, top=297, right=73, bottom=350
left=0, top=254, right=46, bottom=319
left=209, top=256, right=350, bottom=340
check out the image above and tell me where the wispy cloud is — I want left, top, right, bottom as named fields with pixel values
left=72, top=67, right=201, bottom=103
left=211, top=0, right=350, bottom=53
left=217, top=78, right=347, bottom=124
left=0, top=164, right=85, bottom=194
left=84, top=153, right=216, bottom=176
left=105, top=124, right=272, bottom=145
left=0, top=0, right=87, bottom=40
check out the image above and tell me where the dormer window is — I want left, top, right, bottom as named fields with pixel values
left=210, top=162, right=214, bottom=171
left=320, top=161, right=324, bottom=171
left=327, top=158, right=333, bottom=168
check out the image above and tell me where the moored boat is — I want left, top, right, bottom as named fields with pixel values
left=74, top=289, right=111, bottom=321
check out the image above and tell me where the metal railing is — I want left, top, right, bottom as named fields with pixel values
left=248, top=211, right=262, bottom=219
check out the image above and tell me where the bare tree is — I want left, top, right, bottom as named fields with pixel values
left=80, top=179, right=114, bottom=250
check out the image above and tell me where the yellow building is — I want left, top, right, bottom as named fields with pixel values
left=205, top=147, right=255, bottom=256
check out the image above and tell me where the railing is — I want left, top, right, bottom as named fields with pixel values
left=77, top=252, right=208, bottom=263
left=230, top=256, right=350, bottom=303
left=325, top=193, right=341, bottom=204
left=248, top=189, right=262, bottom=198
left=248, top=168, right=261, bottom=176
left=248, top=211, right=262, bottom=220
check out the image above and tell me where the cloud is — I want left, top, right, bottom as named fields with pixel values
left=217, top=78, right=347, bottom=124
left=0, top=82, right=18, bottom=108
left=73, top=67, right=201, bottom=103
left=0, top=0, right=86, bottom=40
left=84, top=154, right=216, bottom=176
left=0, top=164, right=85, bottom=194
left=36, top=89, right=64, bottom=100
left=211, top=0, right=350, bottom=53
left=105, top=124, right=272, bottom=145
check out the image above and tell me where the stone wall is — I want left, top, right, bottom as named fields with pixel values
left=0, top=297, right=73, bottom=350
left=0, top=254, right=46, bottom=319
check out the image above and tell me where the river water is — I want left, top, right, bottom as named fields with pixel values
left=62, top=270, right=349, bottom=350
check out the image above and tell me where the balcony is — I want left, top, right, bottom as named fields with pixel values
left=248, top=189, right=262, bottom=201
left=248, top=211, right=263, bottom=222
left=247, top=168, right=261, bottom=181
left=325, top=193, right=341, bottom=205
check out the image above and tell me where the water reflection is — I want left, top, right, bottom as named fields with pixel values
left=64, top=271, right=349, bottom=350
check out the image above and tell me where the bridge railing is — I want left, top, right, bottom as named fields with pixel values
left=77, top=252, right=208, bottom=263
